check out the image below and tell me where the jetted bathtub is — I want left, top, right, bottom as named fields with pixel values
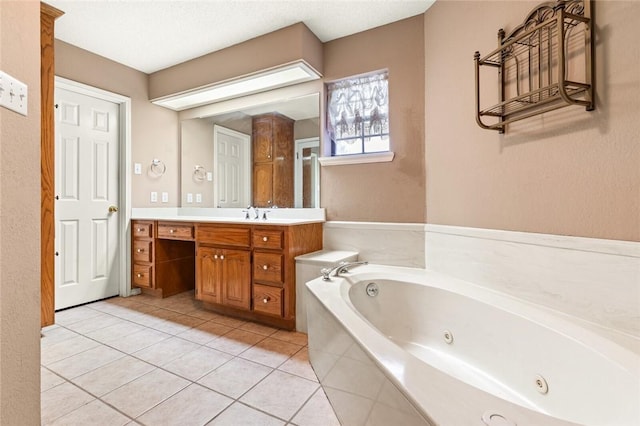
left=305, top=264, right=640, bottom=426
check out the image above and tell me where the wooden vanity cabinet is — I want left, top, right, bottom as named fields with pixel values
left=252, top=113, right=294, bottom=208
left=196, top=225, right=252, bottom=310
left=131, top=220, right=195, bottom=298
left=132, top=219, right=322, bottom=329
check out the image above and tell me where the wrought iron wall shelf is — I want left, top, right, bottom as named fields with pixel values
left=474, top=0, right=593, bottom=133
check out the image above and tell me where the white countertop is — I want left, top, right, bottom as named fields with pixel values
left=131, top=207, right=325, bottom=225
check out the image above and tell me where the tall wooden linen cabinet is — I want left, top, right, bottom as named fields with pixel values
left=252, top=113, right=294, bottom=208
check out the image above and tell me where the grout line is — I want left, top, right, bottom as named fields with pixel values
left=42, top=292, right=330, bottom=425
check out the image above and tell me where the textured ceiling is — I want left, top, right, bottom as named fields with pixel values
left=47, top=0, right=435, bottom=74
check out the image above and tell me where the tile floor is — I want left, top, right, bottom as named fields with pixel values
left=41, top=290, right=341, bottom=426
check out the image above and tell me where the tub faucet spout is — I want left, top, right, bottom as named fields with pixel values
left=321, top=261, right=368, bottom=281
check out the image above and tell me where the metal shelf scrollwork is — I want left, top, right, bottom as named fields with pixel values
left=474, top=0, right=593, bottom=133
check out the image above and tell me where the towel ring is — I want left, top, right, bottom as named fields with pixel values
left=150, top=159, right=166, bottom=177
left=193, top=165, right=206, bottom=182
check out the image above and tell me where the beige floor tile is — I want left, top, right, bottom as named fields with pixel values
left=132, top=336, right=200, bottom=366
left=105, top=327, right=171, bottom=353
left=208, top=402, right=285, bottom=426
left=48, top=399, right=130, bottom=426
left=271, top=330, right=308, bottom=346
left=208, top=314, right=247, bottom=328
left=239, top=337, right=302, bottom=368
left=41, top=382, right=95, bottom=424
left=137, top=383, right=232, bottom=426
left=198, top=358, right=272, bottom=399
left=71, top=356, right=156, bottom=397
left=47, top=344, right=125, bottom=379
left=147, top=314, right=206, bottom=335
left=41, top=335, right=101, bottom=366
left=63, top=313, right=124, bottom=334
left=176, top=321, right=234, bottom=345
left=240, top=370, right=319, bottom=421
left=163, top=346, right=233, bottom=381
left=291, top=388, right=341, bottom=426
left=84, top=320, right=146, bottom=344
left=102, top=369, right=189, bottom=418
left=41, top=326, right=80, bottom=347
left=206, top=329, right=265, bottom=356
left=41, top=367, right=65, bottom=392
left=277, top=348, right=318, bottom=382
left=239, top=322, right=279, bottom=336
left=54, top=306, right=103, bottom=326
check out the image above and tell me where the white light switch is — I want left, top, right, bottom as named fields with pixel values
left=0, top=71, right=28, bottom=116
left=196, top=193, right=202, bottom=203
left=186, top=193, right=193, bottom=203
left=161, top=192, right=169, bottom=203
left=150, top=191, right=158, bottom=203
left=207, top=172, right=213, bottom=181
left=134, top=163, right=142, bottom=175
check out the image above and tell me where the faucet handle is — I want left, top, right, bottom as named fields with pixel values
left=262, top=210, right=271, bottom=220
left=242, top=209, right=250, bottom=220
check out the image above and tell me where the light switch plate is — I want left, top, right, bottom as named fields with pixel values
left=0, top=71, right=28, bottom=116
left=207, top=172, right=213, bottom=181
left=186, top=193, right=193, bottom=203
left=150, top=191, right=158, bottom=203
left=161, top=192, right=169, bottom=203
left=134, top=163, right=142, bottom=175
left=196, top=193, right=202, bottom=203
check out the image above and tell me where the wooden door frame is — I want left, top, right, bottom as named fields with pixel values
left=41, top=2, right=64, bottom=327
left=44, top=77, right=132, bottom=321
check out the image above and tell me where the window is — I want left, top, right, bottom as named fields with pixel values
left=326, top=70, right=389, bottom=156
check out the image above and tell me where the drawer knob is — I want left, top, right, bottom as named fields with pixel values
left=262, top=296, right=271, bottom=304
left=214, top=254, right=218, bottom=259
left=220, top=254, right=225, bottom=260
left=137, top=248, right=144, bottom=253
left=137, top=228, right=143, bottom=232
left=262, top=265, right=268, bottom=270
left=169, top=229, right=175, bottom=233
left=137, top=273, right=142, bottom=278
left=262, top=236, right=268, bottom=242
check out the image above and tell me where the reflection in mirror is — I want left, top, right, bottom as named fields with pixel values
left=180, top=93, right=320, bottom=208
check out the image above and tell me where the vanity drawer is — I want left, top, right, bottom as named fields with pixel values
left=157, top=222, right=194, bottom=240
left=197, top=225, right=251, bottom=247
left=133, top=240, right=153, bottom=262
left=132, top=221, right=153, bottom=238
left=253, top=284, right=283, bottom=317
left=253, top=252, right=283, bottom=283
left=133, top=264, right=153, bottom=288
left=253, top=229, right=283, bottom=250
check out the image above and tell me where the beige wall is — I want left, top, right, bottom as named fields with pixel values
left=181, top=119, right=215, bottom=207
left=424, top=0, right=640, bottom=241
left=321, top=15, right=426, bottom=222
left=56, top=41, right=181, bottom=207
left=0, top=0, right=42, bottom=423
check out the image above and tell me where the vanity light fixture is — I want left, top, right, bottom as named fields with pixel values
left=151, top=60, right=321, bottom=111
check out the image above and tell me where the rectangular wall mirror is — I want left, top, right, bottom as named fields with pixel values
left=180, top=93, right=320, bottom=208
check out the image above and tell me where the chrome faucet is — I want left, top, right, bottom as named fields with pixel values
left=243, top=206, right=260, bottom=220
left=321, top=261, right=368, bottom=281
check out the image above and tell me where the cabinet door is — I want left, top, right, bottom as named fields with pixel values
left=196, top=246, right=221, bottom=304
left=253, top=163, right=273, bottom=207
left=252, top=118, right=273, bottom=162
left=220, top=249, right=251, bottom=310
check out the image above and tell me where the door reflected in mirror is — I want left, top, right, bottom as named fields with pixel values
left=180, top=93, right=320, bottom=208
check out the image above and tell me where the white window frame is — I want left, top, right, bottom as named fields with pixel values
left=319, top=70, right=395, bottom=166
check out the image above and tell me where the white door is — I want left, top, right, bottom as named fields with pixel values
left=213, top=125, right=250, bottom=208
left=55, top=86, right=120, bottom=310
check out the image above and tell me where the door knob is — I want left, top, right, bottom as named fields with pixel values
left=108, top=205, right=119, bottom=213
